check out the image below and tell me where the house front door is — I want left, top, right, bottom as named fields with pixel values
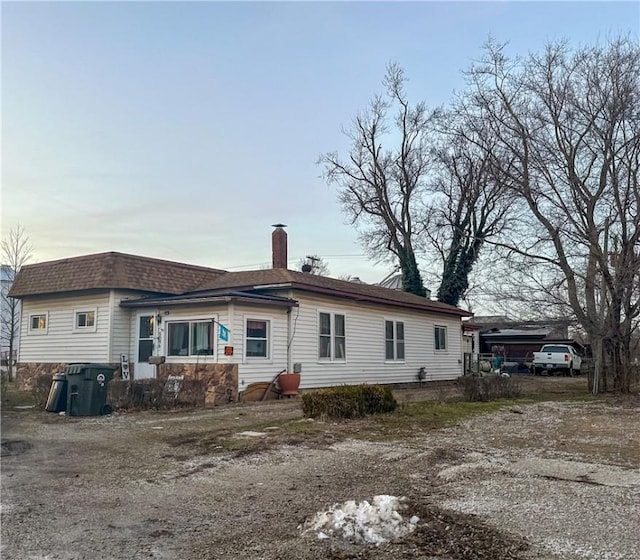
left=136, top=313, right=157, bottom=379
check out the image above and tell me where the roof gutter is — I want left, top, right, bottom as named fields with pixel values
left=180, top=282, right=471, bottom=317
left=286, top=283, right=472, bottom=317
left=120, top=295, right=297, bottom=309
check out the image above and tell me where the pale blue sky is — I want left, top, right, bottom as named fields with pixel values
left=2, top=1, right=638, bottom=283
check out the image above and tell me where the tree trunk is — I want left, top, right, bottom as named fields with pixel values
left=8, top=338, right=14, bottom=382
left=588, top=337, right=604, bottom=395
left=398, top=246, right=427, bottom=297
left=7, top=304, right=16, bottom=382
left=606, top=338, right=631, bottom=393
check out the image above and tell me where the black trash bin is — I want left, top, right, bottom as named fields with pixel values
left=66, top=363, right=116, bottom=416
left=45, top=373, right=68, bottom=413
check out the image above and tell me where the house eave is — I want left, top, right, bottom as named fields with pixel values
left=286, top=283, right=472, bottom=317
left=120, top=293, right=297, bottom=309
left=164, top=281, right=471, bottom=317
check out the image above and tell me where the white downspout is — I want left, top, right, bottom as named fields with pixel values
left=286, top=306, right=293, bottom=373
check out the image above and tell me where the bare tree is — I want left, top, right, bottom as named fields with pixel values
left=1, top=225, right=32, bottom=381
left=466, top=37, right=640, bottom=392
left=320, top=63, right=431, bottom=296
left=422, top=113, right=516, bottom=306
left=296, top=255, right=330, bottom=276
left=321, top=63, right=515, bottom=305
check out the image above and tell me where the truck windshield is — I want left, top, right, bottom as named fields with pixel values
left=540, top=345, right=570, bottom=353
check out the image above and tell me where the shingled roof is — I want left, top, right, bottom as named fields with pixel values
left=190, top=269, right=471, bottom=317
left=9, top=252, right=227, bottom=297
left=10, top=252, right=470, bottom=317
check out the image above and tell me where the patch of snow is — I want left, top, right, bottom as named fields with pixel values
left=300, top=495, right=419, bottom=545
left=235, top=431, right=267, bottom=438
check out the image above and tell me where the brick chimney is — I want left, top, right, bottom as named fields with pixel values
left=271, top=224, right=288, bottom=269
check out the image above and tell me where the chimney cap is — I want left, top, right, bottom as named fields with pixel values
left=272, top=223, right=287, bottom=228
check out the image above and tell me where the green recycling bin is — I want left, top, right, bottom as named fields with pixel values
left=65, top=363, right=116, bottom=416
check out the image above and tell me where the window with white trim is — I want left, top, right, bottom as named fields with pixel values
left=74, top=309, right=96, bottom=332
left=435, top=325, right=447, bottom=351
left=167, top=320, right=214, bottom=357
left=245, top=319, right=269, bottom=358
left=319, top=312, right=346, bottom=361
left=385, top=320, right=405, bottom=361
left=28, top=313, right=48, bottom=334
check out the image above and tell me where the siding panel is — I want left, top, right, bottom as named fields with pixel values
left=284, top=292, right=463, bottom=389
left=235, top=305, right=290, bottom=390
left=20, top=292, right=112, bottom=363
left=109, top=290, right=133, bottom=362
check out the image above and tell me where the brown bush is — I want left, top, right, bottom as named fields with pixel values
left=107, top=378, right=206, bottom=410
left=31, top=374, right=54, bottom=409
left=302, top=384, right=397, bottom=419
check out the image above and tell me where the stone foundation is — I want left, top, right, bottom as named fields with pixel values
left=158, top=363, right=238, bottom=406
left=15, top=361, right=237, bottom=407
left=16, top=363, right=66, bottom=390
left=16, top=362, right=123, bottom=390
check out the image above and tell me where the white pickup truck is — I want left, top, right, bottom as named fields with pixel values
left=531, top=344, right=582, bottom=376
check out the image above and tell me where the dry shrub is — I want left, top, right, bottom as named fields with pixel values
left=302, top=384, right=397, bottom=419
left=457, top=375, right=523, bottom=402
left=31, top=374, right=54, bottom=409
left=0, top=372, right=8, bottom=403
left=108, top=378, right=206, bottom=410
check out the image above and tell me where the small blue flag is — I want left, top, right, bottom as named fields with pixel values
left=219, top=324, right=230, bottom=342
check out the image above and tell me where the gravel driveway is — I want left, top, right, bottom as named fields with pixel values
left=2, top=390, right=639, bottom=559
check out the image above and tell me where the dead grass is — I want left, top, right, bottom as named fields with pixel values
left=1, top=381, right=38, bottom=408
left=164, top=384, right=603, bottom=460
left=553, top=407, right=640, bottom=466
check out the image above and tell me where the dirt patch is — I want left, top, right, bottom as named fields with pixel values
left=1, top=380, right=639, bottom=560
left=0, top=439, right=32, bottom=457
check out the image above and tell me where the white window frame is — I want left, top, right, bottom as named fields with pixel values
left=165, top=314, right=217, bottom=361
left=385, top=319, right=405, bottom=362
left=318, top=311, right=346, bottom=362
left=73, top=308, right=97, bottom=333
left=28, top=312, right=49, bottom=335
left=435, top=325, right=448, bottom=351
left=244, top=317, right=271, bottom=361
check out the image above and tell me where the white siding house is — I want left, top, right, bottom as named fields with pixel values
left=10, top=231, right=472, bottom=401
